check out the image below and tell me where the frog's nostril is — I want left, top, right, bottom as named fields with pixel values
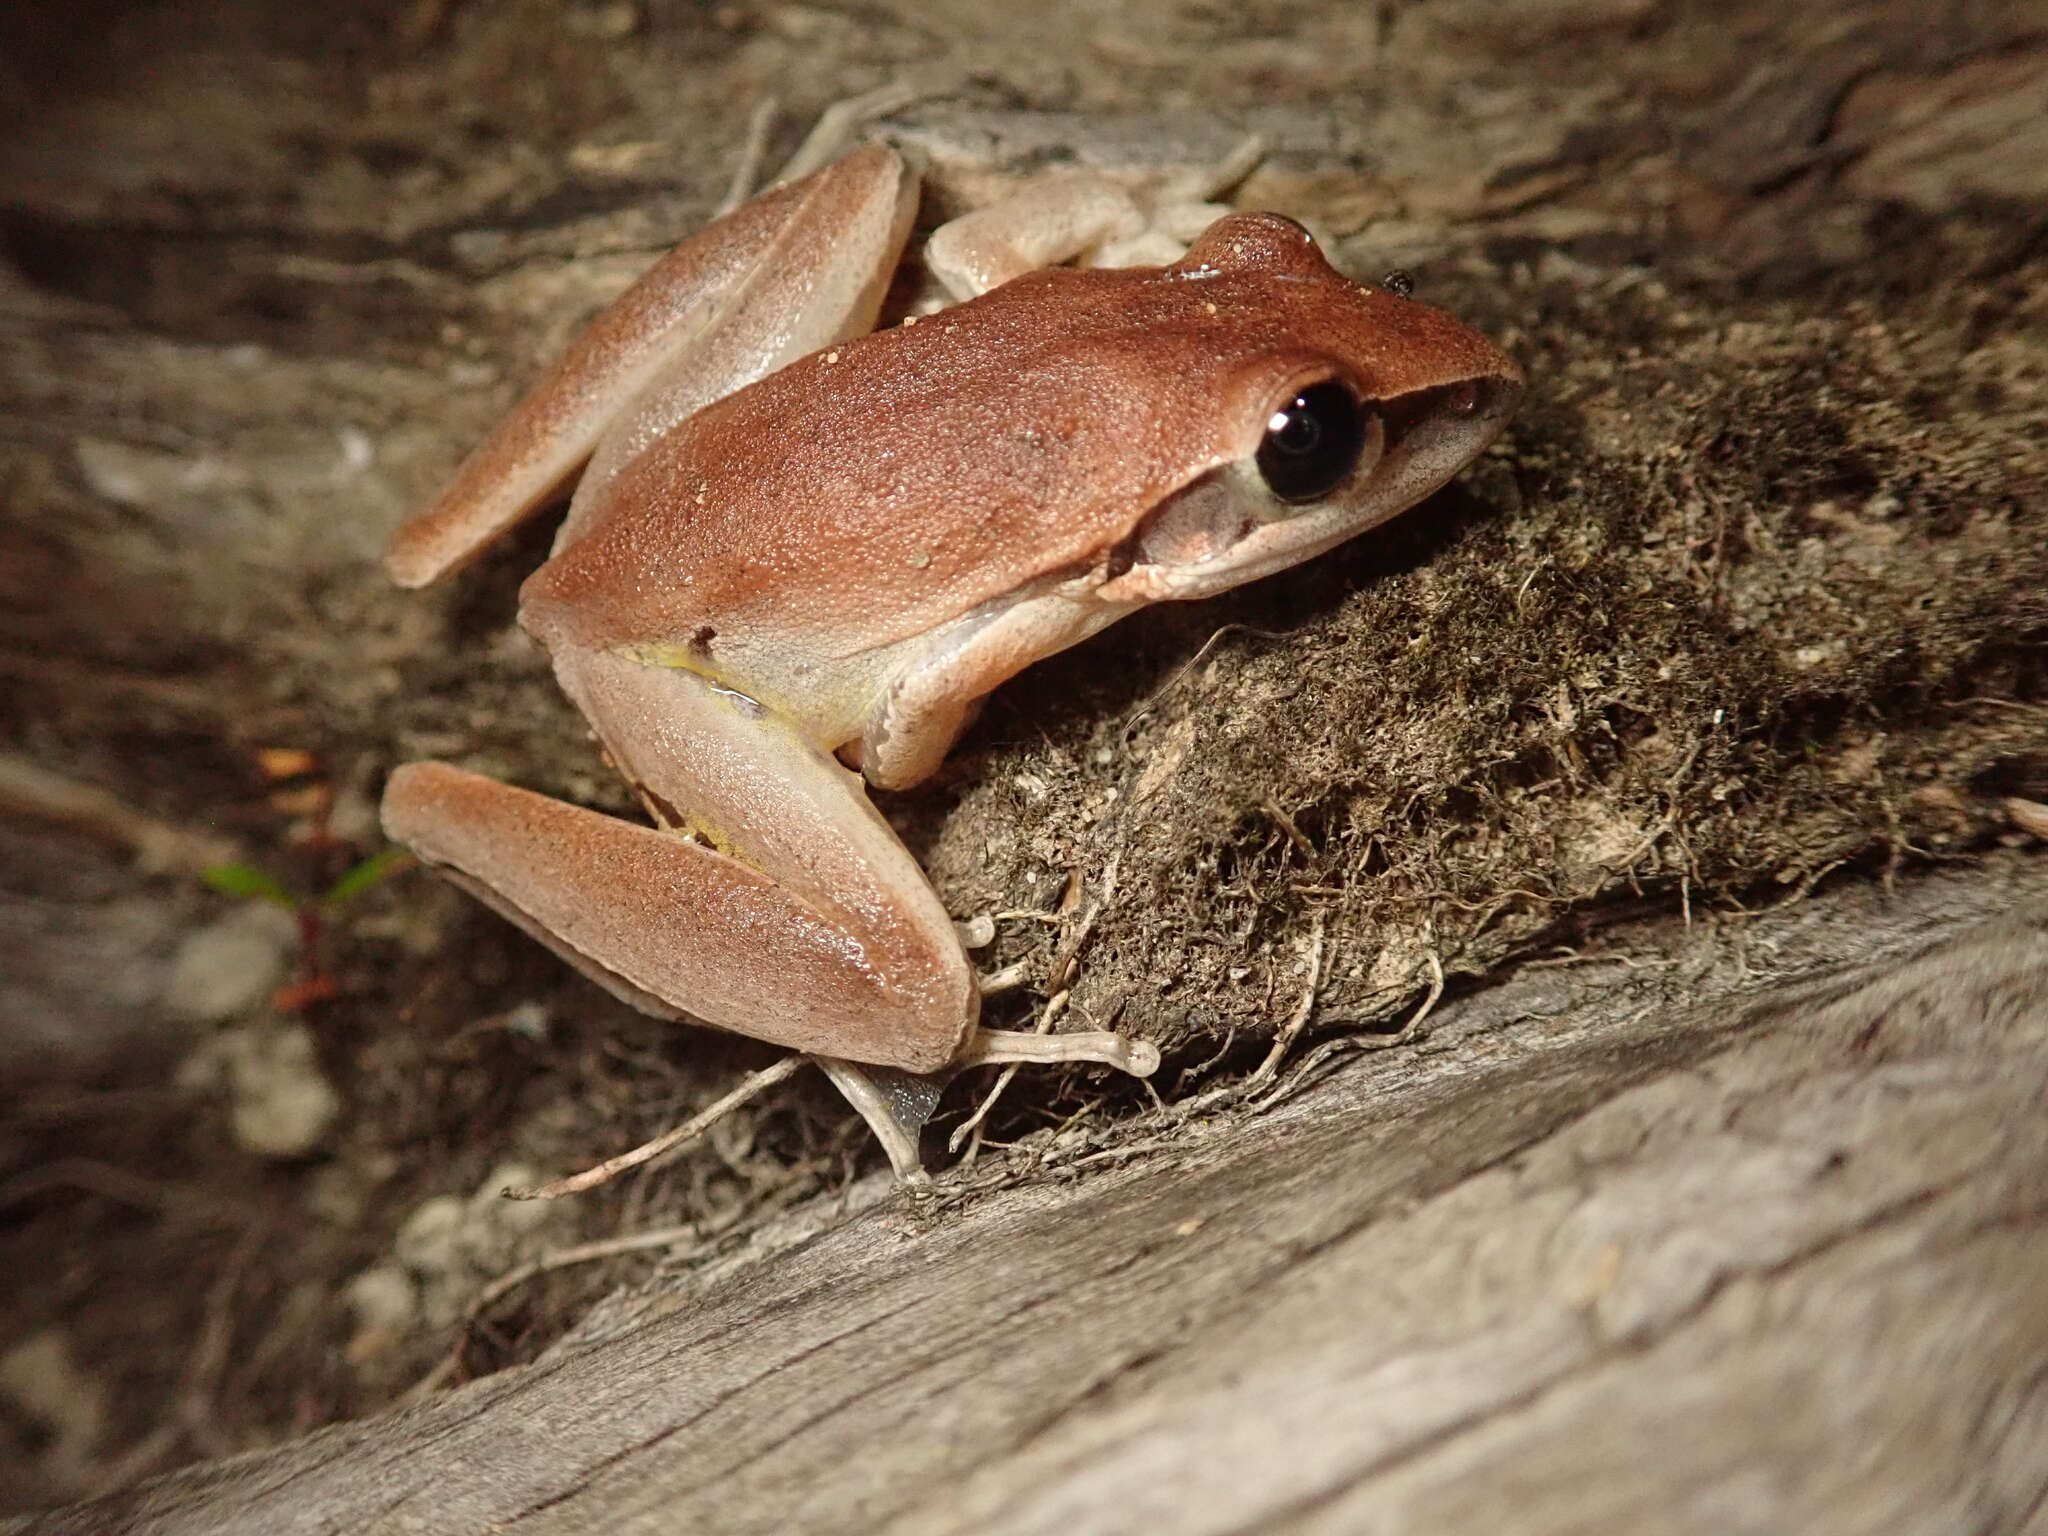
left=1442, top=380, right=1482, bottom=416
left=1381, top=375, right=1514, bottom=447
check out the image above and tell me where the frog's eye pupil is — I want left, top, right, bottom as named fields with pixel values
left=1257, top=381, right=1370, bottom=503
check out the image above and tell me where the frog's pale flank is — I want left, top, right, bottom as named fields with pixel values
left=381, top=145, right=1522, bottom=1180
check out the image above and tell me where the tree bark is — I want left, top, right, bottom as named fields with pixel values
left=19, top=851, right=2045, bottom=1535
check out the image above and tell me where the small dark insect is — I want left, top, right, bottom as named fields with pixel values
left=1382, top=270, right=1416, bottom=299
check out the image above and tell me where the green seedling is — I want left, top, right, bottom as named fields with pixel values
left=201, top=847, right=416, bottom=1010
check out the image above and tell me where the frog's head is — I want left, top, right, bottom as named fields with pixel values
left=1097, top=213, right=1522, bottom=602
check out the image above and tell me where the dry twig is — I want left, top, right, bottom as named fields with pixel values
left=503, top=1056, right=805, bottom=1202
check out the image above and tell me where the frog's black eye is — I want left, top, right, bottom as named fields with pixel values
left=1256, top=381, right=1375, bottom=504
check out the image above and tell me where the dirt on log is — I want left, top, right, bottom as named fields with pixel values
left=1, top=0, right=2043, bottom=1527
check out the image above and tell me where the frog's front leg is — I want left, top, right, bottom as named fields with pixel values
left=383, top=644, right=1155, bottom=1179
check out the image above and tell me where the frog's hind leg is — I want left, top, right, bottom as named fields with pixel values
left=496, top=1053, right=933, bottom=1199
left=816, top=1031, right=1158, bottom=1184
left=384, top=146, right=916, bottom=588
left=381, top=759, right=971, bottom=1069
left=924, top=176, right=1152, bottom=301
left=382, top=637, right=1160, bottom=1180
left=921, top=133, right=1264, bottom=303
left=812, top=1058, right=944, bottom=1186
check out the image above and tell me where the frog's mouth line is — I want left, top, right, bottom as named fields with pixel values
left=1110, top=375, right=1520, bottom=594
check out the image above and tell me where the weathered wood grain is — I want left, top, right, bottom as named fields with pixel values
left=19, top=852, right=2044, bottom=1535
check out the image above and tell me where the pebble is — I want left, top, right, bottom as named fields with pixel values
left=162, top=903, right=296, bottom=1022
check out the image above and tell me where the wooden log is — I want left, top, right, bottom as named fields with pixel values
left=19, top=854, right=2044, bottom=1535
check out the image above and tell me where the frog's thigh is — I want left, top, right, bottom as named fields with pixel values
left=924, top=175, right=1149, bottom=301
left=380, top=762, right=967, bottom=1073
left=546, top=646, right=972, bottom=972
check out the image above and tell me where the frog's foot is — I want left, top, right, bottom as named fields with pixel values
left=921, top=131, right=1265, bottom=302
left=773, top=80, right=944, bottom=187
left=717, top=81, right=944, bottom=216
left=944, top=1025, right=1162, bottom=1161
left=1091, top=132, right=1267, bottom=269
left=813, top=1056, right=943, bottom=1187
left=814, top=1023, right=1159, bottom=1184
left=958, top=1027, right=1161, bottom=1078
